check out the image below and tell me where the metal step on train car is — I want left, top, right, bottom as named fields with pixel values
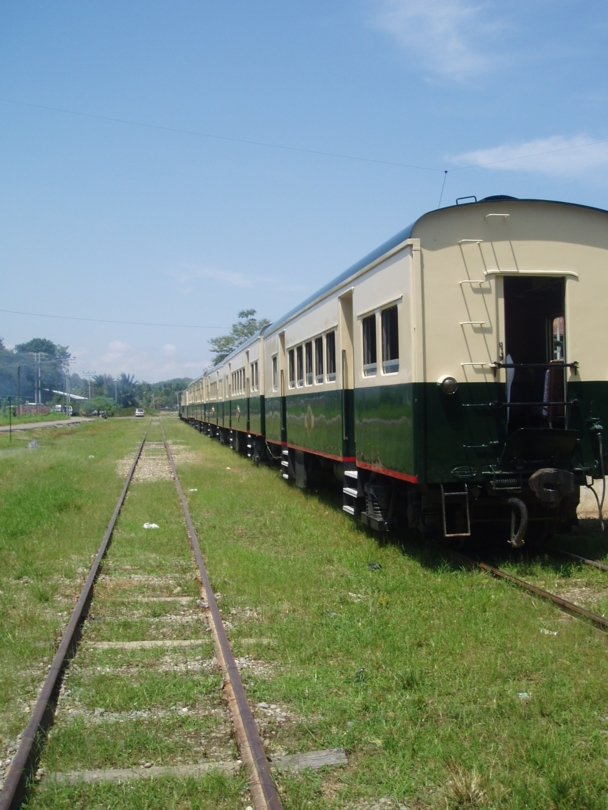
left=181, top=197, right=608, bottom=545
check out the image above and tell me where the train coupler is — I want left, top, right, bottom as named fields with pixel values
left=528, top=468, right=576, bottom=507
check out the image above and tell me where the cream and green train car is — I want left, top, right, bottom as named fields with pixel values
left=219, top=333, right=265, bottom=455
left=181, top=196, right=608, bottom=545
left=350, top=195, right=608, bottom=542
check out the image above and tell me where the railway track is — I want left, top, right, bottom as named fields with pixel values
left=0, top=423, right=283, bottom=809
left=450, top=547, right=608, bottom=634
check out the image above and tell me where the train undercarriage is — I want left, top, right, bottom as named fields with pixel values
left=182, top=396, right=605, bottom=547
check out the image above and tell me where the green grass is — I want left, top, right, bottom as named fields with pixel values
left=43, top=712, right=232, bottom=770
left=169, top=421, right=608, bottom=809
left=2, top=418, right=249, bottom=809
left=28, top=772, right=249, bottom=810
left=4, top=417, right=608, bottom=808
left=0, top=420, right=146, bottom=745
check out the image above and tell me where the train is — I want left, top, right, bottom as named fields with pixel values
left=180, top=196, right=608, bottom=545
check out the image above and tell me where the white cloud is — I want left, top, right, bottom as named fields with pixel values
left=196, top=267, right=254, bottom=288
left=101, top=340, right=131, bottom=364
left=450, top=135, right=608, bottom=176
left=370, top=0, right=506, bottom=82
left=174, top=265, right=278, bottom=294
left=90, top=339, right=205, bottom=382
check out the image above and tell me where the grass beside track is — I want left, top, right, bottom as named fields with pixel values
left=0, top=419, right=141, bottom=746
left=169, top=421, right=608, bottom=810
left=1, top=417, right=607, bottom=808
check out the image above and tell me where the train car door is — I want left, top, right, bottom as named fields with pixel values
left=503, top=276, right=566, bottom=432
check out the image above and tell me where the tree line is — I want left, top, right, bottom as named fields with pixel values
left=0, top=312, right=268, bottom=414
left=0, top=337, right=190, bottom=414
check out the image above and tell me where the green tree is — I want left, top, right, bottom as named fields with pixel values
left=209, top=309, right=269, bottom=366
left=117, top=373, right=138, bottom=408
left=14, top=338, right=70, bottom=364
left=93, top=374, right=116, bottom=400
left=10, top=338, right=72, bottom=402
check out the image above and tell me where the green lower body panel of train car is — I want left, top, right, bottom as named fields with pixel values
left=284, top=389, right=347, bottom=461
left=265, top=395, right=282, bottom=445
left=354, top=384, right=416, bottom=480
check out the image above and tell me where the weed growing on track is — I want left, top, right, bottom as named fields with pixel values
left=28, top=772, right=248, bottom=810
left=165, top=420, right=608, bottom=809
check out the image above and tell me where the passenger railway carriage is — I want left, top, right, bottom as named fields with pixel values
left=181, top=197, right=608, bottom=545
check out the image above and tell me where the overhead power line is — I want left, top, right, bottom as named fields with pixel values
left=0, top=96, right=444, bottom=173
left=0, top=308, right=227, bottom=330
left=2, top=98, right=607, bottom=177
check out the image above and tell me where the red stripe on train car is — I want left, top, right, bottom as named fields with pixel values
left=284, top=442, right=355, bottom=465
left=356, top=460, right=419, bottom=484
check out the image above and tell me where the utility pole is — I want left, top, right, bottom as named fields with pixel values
left=27, top=352, right=51, bottom=409
left=36, top=352, right=41, bottom=405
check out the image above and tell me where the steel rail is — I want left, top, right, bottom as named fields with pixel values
left=450, top=550, right=608, bottom=633
left=555, top=549, right=608, bottom=573
left=163, top=435, right=283, bottom=810
left=0, top=432, right=148, bottom=810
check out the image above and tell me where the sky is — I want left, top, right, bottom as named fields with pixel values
left=1, top=1, right=607, bottom=383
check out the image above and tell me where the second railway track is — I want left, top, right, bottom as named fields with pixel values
left=1, top=422, right=284, bottom=809
left=450, top=546, right=608, bottom=634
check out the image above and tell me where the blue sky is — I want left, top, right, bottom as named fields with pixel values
left=2, top=1, right=607, bottom=382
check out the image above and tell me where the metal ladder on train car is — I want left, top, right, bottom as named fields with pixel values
left=440, top=484, right=471, bottom=538
left=456, top=270, right=502, bottom=471
left=342, top=466, right=363, bottom=517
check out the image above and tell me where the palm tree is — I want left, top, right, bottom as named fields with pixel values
left=118, top=373, right=138, bottom=407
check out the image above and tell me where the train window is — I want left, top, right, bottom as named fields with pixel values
left=296, top=345, right=304, bottom=387
left=272, top=354, right=278, bottom=390
left=315, top=336, right=324, bottom=383
left=381, top=306, right=399, bottom=373
left=363, top=314, right=377, bottom=376
left=326, top=331, right=336, bottom=381
left=251, top=361, right=258, bottom=392
left=305, top=341, right=313, bottom=385
left=288, top=349, right=295, bottom=388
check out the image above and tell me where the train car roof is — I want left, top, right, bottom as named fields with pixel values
left=266, top=196, right=608, bottom=335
